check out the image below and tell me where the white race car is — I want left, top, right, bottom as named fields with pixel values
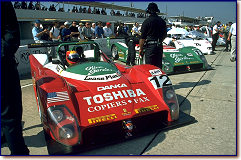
left=164, top=28, right=213, bottom=55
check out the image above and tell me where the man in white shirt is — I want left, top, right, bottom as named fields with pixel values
left=50, top=21, right=61, bottom=42
left=212, top=21, right=221, bottom=52
left=132, top=22, right=141, bottom=36
left=227, top=23, right=236, bottom=62
left=78, top=23, right=84, bottom=40
left=103, top=22, right=113, bottom=37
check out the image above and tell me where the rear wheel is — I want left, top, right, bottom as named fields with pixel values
left=111, top=45, right=119, bottom=60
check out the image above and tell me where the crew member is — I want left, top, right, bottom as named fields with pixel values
left=139, top=3, right=167, bottom=68
left=1, top=2, right=29, bottom=155
left=227, top=22, right=236, bottom=62
left=211, top=21, right=221, bottom=53
left=125, top=35, right=140, bottom=66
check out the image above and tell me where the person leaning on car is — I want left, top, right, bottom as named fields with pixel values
left=139, top=2, right=167, bottom=68
left=1, top=2, right=30, bottom=155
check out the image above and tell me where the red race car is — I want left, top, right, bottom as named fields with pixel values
left=29, top=41, right=195, bottom=155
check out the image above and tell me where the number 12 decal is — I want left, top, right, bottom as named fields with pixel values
left=148, top=75, right=172, bottom=89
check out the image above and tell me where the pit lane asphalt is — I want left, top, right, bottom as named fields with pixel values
left=1, top=47, right=236, bottom=155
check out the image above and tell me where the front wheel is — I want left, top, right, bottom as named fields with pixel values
left=111, top=45, right=119, bottom=60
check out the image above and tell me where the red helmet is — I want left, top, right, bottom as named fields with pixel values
left=66, top=51, right=80, bottom=65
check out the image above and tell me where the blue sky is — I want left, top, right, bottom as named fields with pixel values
left=104, top=1, right=236, bottom=23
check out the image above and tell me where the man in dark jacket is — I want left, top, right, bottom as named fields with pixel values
left=139, top=3, right=167, bottom=68
left=1, top=2, right=30, bottom=155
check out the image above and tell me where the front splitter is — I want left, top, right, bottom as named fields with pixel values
left=45, top=111, right=196, bottom=155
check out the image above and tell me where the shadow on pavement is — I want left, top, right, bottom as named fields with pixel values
left=23, top=123, right=43, bottom=132
left=19, top=73, right=32, bottom=80
left=76, top=132, right=166, bottom=155
left=24, top=130, right=47, bottom=148
left=22, top=122, right=47, bottom=148
left=173, top=80, right=211, bottom=90
left=176, top=94, right=192, bottom=115
left=142, top=96, right=196, bottom=155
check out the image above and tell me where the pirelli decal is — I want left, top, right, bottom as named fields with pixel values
left=135, top=105, right=159, bottom=114
left=88, top=114, right=117, bottom=124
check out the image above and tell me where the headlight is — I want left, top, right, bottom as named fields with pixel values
left=165, top=89, right=175, bottom=99
left=59, top=126, right=74, bottom=139
left=163, top=86, right=179, bottom=121
left=200, top=55, right=209, bottom=68
left=47, top=105, right=80, bottom=146
left=52, top=110, right=64, bottom=122
left=169, top=103, right=179, bottom=120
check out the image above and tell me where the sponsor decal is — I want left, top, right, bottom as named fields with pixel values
left=148, top=75, right=172, bottom=89
left=174, top=62, right=184, bottom=65
left=84, top=89, right=146, bottom=105
left=32, top=49, right=47, bottom=54
left=190, top=61, right=200, bottom=64
left=85, top=88, right=150, bottom=112
left=19, top=50, right=31, bottom=64
left=134, top=105, right=159, bottom=114
left=195, top=43, right=201, bottom=46
left=97, top=84, right=127, bottom=91
left=66, top=116, right=75, bottom=122
left=85, top=66, right=114, bottom=76
left=84, top=74, right=120, bottom=81
left=47, top=91, right=69, bottom=103
left=164, top=49, right=179, bottom=52
left=56, top=65, right=64, bottom=74
left=187, top=53, right=193, bottom=56
left=122, top=108, right=131, bottom=116
left=88, top=114, right=117, bottom=124
left=149, top=69, right=162, bottom=76
left=169, top=53, right=194, bottom=63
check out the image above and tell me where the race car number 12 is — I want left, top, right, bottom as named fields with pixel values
left=148, top=75, right=171, bottom=89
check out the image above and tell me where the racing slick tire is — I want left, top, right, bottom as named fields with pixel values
left=111, top=45, right=119, bottom=60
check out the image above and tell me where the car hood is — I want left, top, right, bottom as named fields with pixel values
left=64, top=67, right=170, bottom=127
left=164, top=47, right=203, bottom=65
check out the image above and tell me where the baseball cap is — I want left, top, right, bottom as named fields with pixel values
left=106, top=22, right=111, bottom=26
left=35, top=20, right=41, bottom=24
left=64, top=21, right=71, bottom=26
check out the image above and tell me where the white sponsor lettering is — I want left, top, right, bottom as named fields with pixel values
left=170, top=53, right=194, bottom=63
left=97, top=84, right=128, bottom=91
left=87, top=97, right=150, bottom=112
left=83, top=88, right=146, bottom=106
left=85, top=66, right=114, bottom=76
